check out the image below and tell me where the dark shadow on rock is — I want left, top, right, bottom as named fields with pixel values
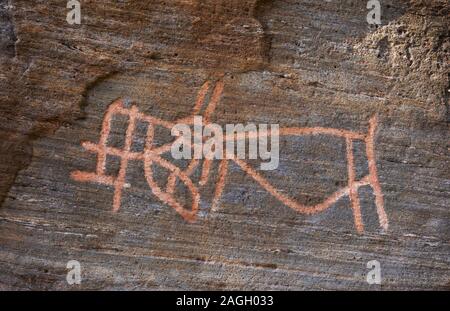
left=0, top=0, right=16, bottom=57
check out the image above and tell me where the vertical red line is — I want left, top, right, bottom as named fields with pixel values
left=112, top=105, right=138, bottom=212
left=203, top=80, right=224, bottom=125
left=199, top=159, right=212, bottom=186
left=366, top=115, right=389, bottom=231
left=200, top=79, right=224, bottom=188
left=192, top=81, right=210, bottom=115
left=97, top=99, right=122, bottom=174
left=346, top=137, right=364, bottom=233
left=211, top=159, right=228, bottom=212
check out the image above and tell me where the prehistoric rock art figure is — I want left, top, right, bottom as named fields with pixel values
left=71, top=80, right=388, bottom=233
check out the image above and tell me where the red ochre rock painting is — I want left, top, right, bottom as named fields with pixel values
left=71, top=79, right=389, bottom=234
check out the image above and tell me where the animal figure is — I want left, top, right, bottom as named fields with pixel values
left=71, top=79, right=388, bottom=233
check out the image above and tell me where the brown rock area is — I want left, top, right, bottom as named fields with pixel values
left=0, top=0, right=449, bottom=290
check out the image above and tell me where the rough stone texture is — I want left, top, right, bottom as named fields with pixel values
left=0, top=0, right=448, bottom=290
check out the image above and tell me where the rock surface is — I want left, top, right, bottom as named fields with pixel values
left=0, top=0, right=448, bottom=290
